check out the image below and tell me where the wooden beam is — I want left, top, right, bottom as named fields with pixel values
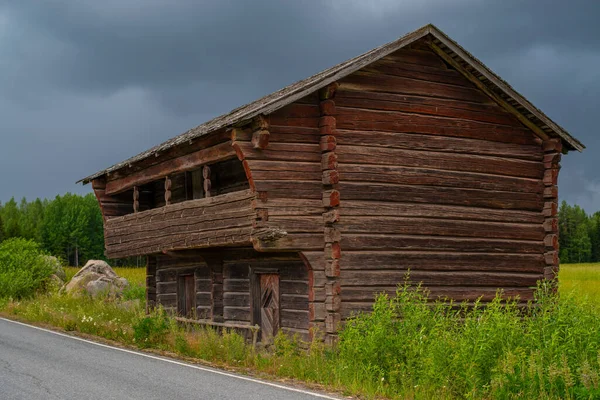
left=105, top=142, right=236, bottom=195
left=203, top=165, right=211, bottom=198
left=164, top=176, right=172, bottom=205
left=429, top=42, right=550, bottom=142
left=133, top=186, right=139, bottom=213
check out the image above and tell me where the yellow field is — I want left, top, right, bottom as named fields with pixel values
left=559, top=262, right=600, bottom=302
left=64, top=266, right=146, bottom=286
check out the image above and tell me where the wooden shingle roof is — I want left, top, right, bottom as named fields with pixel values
left=80, top=24, right=584, bottom=184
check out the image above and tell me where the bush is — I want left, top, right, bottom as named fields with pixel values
left=0, top=238, right=55, bottom=299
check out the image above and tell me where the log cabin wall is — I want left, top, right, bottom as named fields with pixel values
left=231, top=95, right=327, bottom=338
left=334, top=40, right=547, bottom=316
left=153, top=249, right=310, bottom=340
left=155, top=254, right=212, bottom=317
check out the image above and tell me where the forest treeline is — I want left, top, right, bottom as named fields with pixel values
left=558, top=201, right=600, bottom=263
left=0, top=194, right=598, bottom=265
left=0, top=193, right=104, bottom=266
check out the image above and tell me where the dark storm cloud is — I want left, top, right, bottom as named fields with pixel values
left=0, top=1, right=598, bottom=211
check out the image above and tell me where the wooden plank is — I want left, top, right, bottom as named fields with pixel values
left=336, top=144, right=543, bottom=179
left=341, top=270, right=542, bottom=287
left=342, top=201, right=543, bottom=223
left=338, top=182, right=543, bottom=211
left=281, top=310, right=309, bottom=331
left=105, top=142, right=237, bottom=195
left=235, top=142, right=320, bottom=162
left=384, top=48, right=450, bottom=68
left=253, top=181, right=323, bottom=200
left=335, top=107, right=539, bottom=146
left=340, top=70, right=491, bottom=103
left=335, top=128, right=542, bottom=161
left=252, top=233, right=323, bottom=251
left=336, top=89, right=533, bottom=135
left=340, top=286, right=535, bottom=303
left=338, top=216, right=544, bottom=240
left=342, top=234, right=544, bottom=253
left=340, top=251, right=544, bottom=272
left=339, top=164, right=543, bottom=193
left=224, top=306, right=251, bottom=322
left=234, top=125, right=320, bottom=144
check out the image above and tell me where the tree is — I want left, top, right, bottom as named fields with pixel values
left=40, top=193, right=104, bottom=265
left=0, top=213, right=4, bottom=243
left=0, top=198, right=22, bottom=239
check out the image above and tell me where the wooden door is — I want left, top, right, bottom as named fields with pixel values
left=259, top=274, right=280, bottom=342
left=178, top=274, right=196, bottom=318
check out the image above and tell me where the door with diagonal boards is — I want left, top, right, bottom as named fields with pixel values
left=259, top=274, right=280, bottom=342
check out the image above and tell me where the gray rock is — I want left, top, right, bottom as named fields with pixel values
left=63, top=260, right=129, bottom=298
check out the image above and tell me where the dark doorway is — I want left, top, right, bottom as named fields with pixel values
left=177, top=274, right=196, bottom=318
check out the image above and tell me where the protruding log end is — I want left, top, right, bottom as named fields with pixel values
left=325, top=259, right=340, bottom=278
left=319, top=99, right=336, bottom=116
left=251, top=130, right=270, bottom=149
left=321, top=152, right=338, bottom=171
left=319, top=82, right=340, bottom=101
left=323, top=189, right=340, bottom=207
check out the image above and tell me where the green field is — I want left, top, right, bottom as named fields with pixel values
left=559, top=262, right=600, bottom=302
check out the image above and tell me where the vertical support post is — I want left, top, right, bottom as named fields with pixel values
left=164, top=176, right=172, bottom=205
left=319, top=82, right=341, bottom=344
left=203, top=165, right=212, bottom=198
left=542, top=139, right=561, bottom=284
left=133, top=186, right=139, bottom=213
left=146, top=256, right=157, bottom=314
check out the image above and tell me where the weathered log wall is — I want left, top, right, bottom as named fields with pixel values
left=103, top=189, right=256, bottom=258
left=334, top=42, right=548, bottom=312
left=153, top=250, right=310, bottom=340
left=231, top=95, right=324, bottom=253
left=230, top=95, right=327, bottom=338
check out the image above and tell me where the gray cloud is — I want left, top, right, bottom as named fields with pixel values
left=0, top=1, right=598, bottom=211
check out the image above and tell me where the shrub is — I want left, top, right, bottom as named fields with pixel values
left=0, top=238, right=55, bottom=299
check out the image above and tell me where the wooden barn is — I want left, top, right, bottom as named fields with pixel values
left=80, top=24, right=584, bottom=343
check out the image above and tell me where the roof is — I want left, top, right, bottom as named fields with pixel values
left=80, top=24, right=584, bottom=184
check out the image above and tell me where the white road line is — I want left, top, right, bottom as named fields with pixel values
left=0, top=317, right=341, bottom=400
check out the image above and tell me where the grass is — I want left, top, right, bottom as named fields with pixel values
left=559, top=262, right=600, bottom=302
left=1, top=263, right=599, bottom=399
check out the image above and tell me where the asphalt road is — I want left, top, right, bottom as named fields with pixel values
left=0, top=318, right=340, bottom=400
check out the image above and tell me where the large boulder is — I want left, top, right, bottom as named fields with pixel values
left=63, top=260, right=129, bottom=298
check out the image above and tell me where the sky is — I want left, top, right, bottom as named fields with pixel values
left=0, top=1, right=598, bottom=212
